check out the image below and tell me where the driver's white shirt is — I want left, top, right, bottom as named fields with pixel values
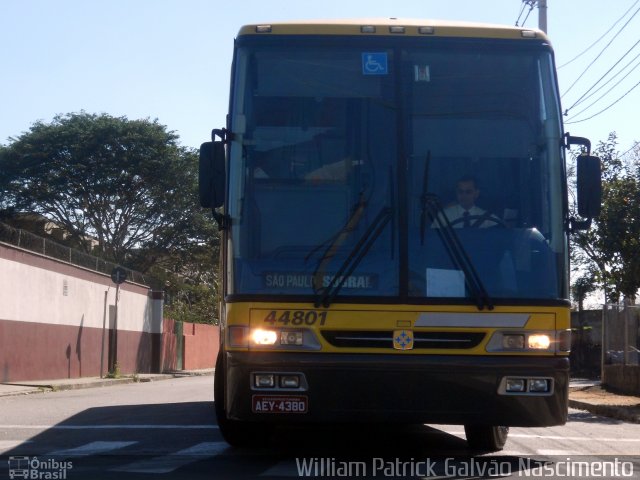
left=434, top=204, right=492, bottom=228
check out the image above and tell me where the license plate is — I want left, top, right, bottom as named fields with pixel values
left=252, top=395, right=308, bottom=414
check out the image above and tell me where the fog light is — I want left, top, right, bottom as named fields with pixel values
left=505, top=378, right=526, bottom=392
left=528, top=334, right=551, bottom=350
left=281, top=331, right=303, bottom=346
left=280, top=375, right=300, bottom=388
left=529, top=378, right=550, bottom=393
left=252, top=329, right=278, bottom=345
left=254, top=374, right=275, bottom=388
left=503, top=334, right=525, bottom=350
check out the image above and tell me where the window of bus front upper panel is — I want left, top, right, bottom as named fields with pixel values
left=404, top=41, right=566, bottom=301
left=227, top=41, right=399, bottom=297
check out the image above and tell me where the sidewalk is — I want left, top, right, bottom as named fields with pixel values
left=1, top=373, right=638, bottom=424
left=569, top=379, right=640, bottom=423
left=0, top=369, right=214, bottom=397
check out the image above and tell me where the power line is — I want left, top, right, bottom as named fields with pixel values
left=515, top=1, right=535, bottom=27
left=566, top=55, right=640, bottom=120
left=521, top=3, right=535, bottom=27
left=619, top=141, right=639, bottom=158
left=515, top=2, right=528, bottom=26
left=569, top=49, right=640, bottom=111
left=558, top=0, right=640, bottom=69
left=561, top=4, right=640, bottom=98
left=565, top=78, right=640, bottom=124
left=564, top=37, right=640, bottom=114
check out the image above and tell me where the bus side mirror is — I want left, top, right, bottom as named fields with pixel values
left=577, top=154, right=601, bottom=219
left=199, top=141, right=225, bottom=208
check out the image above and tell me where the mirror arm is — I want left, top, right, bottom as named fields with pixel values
left=212, top=210, right=231, bottom=230
left=569, top=216, right=592, bottom=232
left=564, top=133, right=591, bottom=154
left=212, top=128, right=234, bottom=144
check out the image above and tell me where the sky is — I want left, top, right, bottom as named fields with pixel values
left=1, top=0, right=639, bottom=155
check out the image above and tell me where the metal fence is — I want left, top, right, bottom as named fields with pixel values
left=0, top=221, right=147, bottom=285
left=603, top=304, right=640, bottom=366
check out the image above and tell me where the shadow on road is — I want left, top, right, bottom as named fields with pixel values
left=568, top=409, right=628, bottom=425
left=1, top=401, right=610, bottom=479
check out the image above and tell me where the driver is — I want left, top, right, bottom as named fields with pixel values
left=434, top=175, right=496, bottom=228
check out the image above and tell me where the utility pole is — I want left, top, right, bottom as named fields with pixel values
left=521, top=1, right=548, bottom=33
left=538, top=0, right=548, bottom=33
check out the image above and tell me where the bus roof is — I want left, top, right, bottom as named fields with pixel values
left=237, top=18, right=550, bottom=43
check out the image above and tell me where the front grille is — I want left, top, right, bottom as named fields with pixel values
left=321, top=330, right=485, bottom=349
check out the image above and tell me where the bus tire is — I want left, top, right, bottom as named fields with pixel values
left=214, top=351, right=272, bottom=447
left=464, top=425, right=509, bottom=451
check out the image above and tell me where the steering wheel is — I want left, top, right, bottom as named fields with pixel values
left=449, top=213, right=506, bottom=228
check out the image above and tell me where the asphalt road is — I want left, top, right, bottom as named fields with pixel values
left=1, top=376, right=639, bottom=479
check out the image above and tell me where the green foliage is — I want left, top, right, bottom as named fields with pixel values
left=0, top=112, right=216, bottom=272
left=572, top=274, right=596, bottom=307
left=152, top=241, right=221, bottom=325
left=571, top=133, right=640, bottom=304
left=164, top=281, right=219, bottom=325
left=0, top=112, right=220, bottom=322
left=106, top=362, right=121, bottom=379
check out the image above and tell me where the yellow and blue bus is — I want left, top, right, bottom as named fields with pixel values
left=199, top=19, right=601, bottom=451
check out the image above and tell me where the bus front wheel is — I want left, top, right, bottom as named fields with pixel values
left=464, top=425, right=509, bottom=451
left=214, top=351, right=273, bottom=447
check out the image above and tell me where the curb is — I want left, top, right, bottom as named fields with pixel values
left=0, top=386, right=49, bottom=398
left=165, top=369, right=214, bottom=377
left=569, top=399, right=640, bottom=424
left=0, top=371, right=214, bottom=397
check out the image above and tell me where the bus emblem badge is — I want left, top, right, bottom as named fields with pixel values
left=393, top=330, right=413, bottom=350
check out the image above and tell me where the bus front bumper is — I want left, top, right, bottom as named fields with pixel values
left=224, top=351, right=569, bottom=427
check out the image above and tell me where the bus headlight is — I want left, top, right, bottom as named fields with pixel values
left=487, top=331, right=557, bottom=352
left=247, top=328, right=322, bottom=350
left=528, top=334, right=551, bottom=350
left=280, top=331, right=304, bottom=346
left=502, top=334, right=525, bottom=350
left=252, top=329, right=278, bottom=345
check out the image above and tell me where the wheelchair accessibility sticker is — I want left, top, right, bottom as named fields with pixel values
left=362, top=52, right=388, bottom=75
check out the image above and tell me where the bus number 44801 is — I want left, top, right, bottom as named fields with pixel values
left=263, top=310, right=327, bottom=326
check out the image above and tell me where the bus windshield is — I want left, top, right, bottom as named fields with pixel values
left=226, top=38, right=566, bottom=303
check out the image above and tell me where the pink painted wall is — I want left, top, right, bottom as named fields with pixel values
left=160, top=318, right=219, bottom=372
left=183, top=322, right=219, bottom=370
left=0, top=242, right=161, bottom=382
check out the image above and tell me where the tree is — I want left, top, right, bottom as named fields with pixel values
left=572, top=274, right=596, bottom=312
left=161, top=244, right=222, bottom=325
left=570, top=133, right=640, bottom=304
left=0, top=112, right=216, bottom=273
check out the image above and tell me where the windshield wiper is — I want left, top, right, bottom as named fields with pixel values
left=313, top=206, right=391, bottom=308
left=420, top=152, right=494, bottom=310
left=305, top=192, right=367, bottom=264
